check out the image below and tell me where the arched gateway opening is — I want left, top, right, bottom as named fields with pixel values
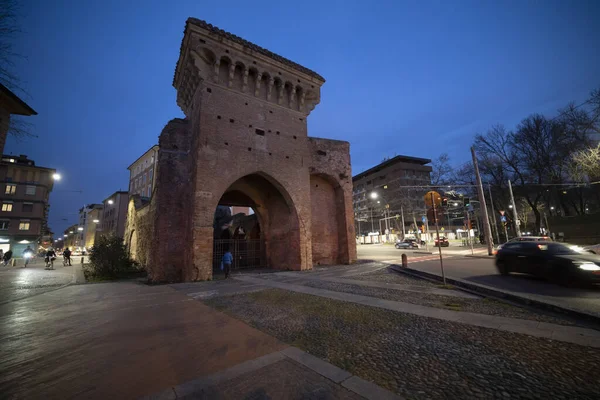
left=212, top=173, right=302, bottom=272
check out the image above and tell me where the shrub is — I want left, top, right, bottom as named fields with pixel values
left=88, top=235, right=135, bottom=278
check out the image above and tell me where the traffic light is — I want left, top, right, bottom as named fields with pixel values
left=441, top=198, right=448, bottom=207
left=463, top=197, right=470, bottom=207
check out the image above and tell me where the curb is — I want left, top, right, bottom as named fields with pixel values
left=413, top=251, right=434, bottom=255
left=389, top=264, right=600, bottom=326
left=464, top=255, right=494, bottom=259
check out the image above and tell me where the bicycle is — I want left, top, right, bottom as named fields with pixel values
left=45, top=257, right=56, bottom=270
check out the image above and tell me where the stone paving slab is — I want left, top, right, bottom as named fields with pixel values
left=236, top=275, right=600, bottom=347
left=0, top=282, right=286, bottom=399
left=146, top=346, right=402, bottom=400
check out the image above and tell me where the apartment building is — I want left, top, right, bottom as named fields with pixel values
left=128, top=145, right=158, bottom=198
left=78, top=204, right=103, bottom=251
left=353, top=155, right=432, bottom=235
left=100, top=191, right=129, bottom=238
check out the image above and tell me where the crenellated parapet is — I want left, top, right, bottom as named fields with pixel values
left=173, top=18, right=325, bottom=117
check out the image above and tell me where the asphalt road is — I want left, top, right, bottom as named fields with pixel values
left=357, top=244, right=600, bottom=317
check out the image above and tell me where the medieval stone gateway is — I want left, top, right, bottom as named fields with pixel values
left=125, top=18, right=356, bottom=282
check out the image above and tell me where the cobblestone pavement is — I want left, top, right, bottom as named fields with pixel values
left=0, top=259, right=78, bottom=303
left=255, top=267, right=584, bottom=327
left=205, top=288, right=600, bottom=400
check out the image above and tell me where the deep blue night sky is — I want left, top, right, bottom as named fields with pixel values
left=7, top=0, right=600, bottom=235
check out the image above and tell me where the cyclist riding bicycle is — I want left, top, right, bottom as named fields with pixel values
left=23, top=246, right=34, bottom=267
left=45, top=248, right=57, bottom=270
left=63, top=247, right=72, bottom=266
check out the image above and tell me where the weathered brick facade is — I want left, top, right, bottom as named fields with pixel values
left=126, top=18, right=356, bottom=282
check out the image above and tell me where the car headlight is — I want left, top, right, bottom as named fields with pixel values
left=575, top=262, right=600, bottom=271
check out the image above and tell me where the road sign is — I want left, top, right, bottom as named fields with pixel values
left=500, top=215, right=507, bottom=222
left=440, top=227, right=445, bottom=232
left=499, top=210, right=505, bottom=216
left=422, top=216, right=427, bottom=223
left=516, top=219, right=521, bottom=226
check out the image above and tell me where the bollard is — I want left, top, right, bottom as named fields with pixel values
left=11, top=258, right=16, bottom=267
left=81, top=257, right=84, bottom=265
left=401, top=253, right=408, bottom=268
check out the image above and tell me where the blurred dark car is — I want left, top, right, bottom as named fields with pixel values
left=434, top=237, right=449, bottom=247
left=494, top=235, right=552, bottom=254
left=495, top=241, right=600, bottom=285
left=395, top=240, right=419, bottom=249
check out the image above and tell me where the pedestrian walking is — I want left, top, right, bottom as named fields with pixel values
left=222, top=249, right=233, bottom=279
left=0, top=249, right=4, bottom=265
left=3, top=249, right=12, bottom=266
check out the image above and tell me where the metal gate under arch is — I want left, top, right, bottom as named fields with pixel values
left=213, top=239, right=265, bottom=270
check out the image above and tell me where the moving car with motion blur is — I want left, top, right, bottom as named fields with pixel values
left=395, top=239, right=419, bottom=249
left=495, top=241, right=600, bottom=285
left=493, top=235, right=552, bottom=254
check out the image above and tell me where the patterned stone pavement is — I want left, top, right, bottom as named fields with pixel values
left=0, top=280, right=399, bottom=399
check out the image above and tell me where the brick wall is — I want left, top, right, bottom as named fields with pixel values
left=308, top=138, right=357, bottom=264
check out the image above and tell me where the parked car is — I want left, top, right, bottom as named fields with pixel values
left=395, top=240, right=419, bottom=249
left=495, top=241, right=600, bottom=284
left=434, top=236, right=449, bottom=247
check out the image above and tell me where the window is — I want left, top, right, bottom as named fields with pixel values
left=19, top=221, right=30, bottom=231
left=0, top=221, right=8, bottom=230
left=5, top=184, right=16, bottom=195
left=148, top=186, right=152, bottom=197
left=25, top=185, right=36, bottom=195
left=22, top=203, right=33, bottom=212
left=143, top=173, right=147, bottom=184
left=2, top=203, right=13, bottom=212
left=149, top=169, right=153, bottom=180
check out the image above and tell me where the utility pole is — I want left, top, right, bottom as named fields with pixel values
left=487, top=184, right=500, bottom=245
left=507, top=180, right=521, bottom=237
left=465, top=209, right=474, bottom=255
left=544, top=212, right=550, bottom=235
left=370, top=207, right=374, bottom=233
left=431, top=192, right=446, bottom=284
left=401, top=206, right=406, bottom=240
left=471, top=147, right=494, bottom=255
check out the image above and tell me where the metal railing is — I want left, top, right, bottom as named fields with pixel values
left=213, top=239, right=265, bottom=270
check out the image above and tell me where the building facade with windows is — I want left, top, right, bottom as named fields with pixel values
left=101, top=191, right=129, bottom=238
left=0, top=154, right=56, bottom=254
left=62, top=224, right=79, bottom=251
left=353, top=155, right=432, bottom=235
left=128, top=145, right=158, bottom=199
left=77, top=204, right=103, bottom=252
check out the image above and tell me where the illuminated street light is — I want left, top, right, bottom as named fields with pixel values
left=69, top=231, right=74, bottom=234
left=377, top=200, right=381, bottom=204
left=370, top=192, right=378, bottom=199
left=107, top=199, right=114, bottom=205
left=453, top=202, right=458, bottom=206
left=63, top=234, right=67, bottom=237
left=93, top=219, right=100, bottom=223
left=52, top=173, right=61, bottom=180
left=550, top=206, right=555, bottom=210
left=508, top=205, right=513, bottom=209
left=77, top=227, right=84, bottom=231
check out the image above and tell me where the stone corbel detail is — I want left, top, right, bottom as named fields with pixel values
left=228, top=64, right=235, bottom=88
left=242, top=67, right=249, bottom=92
left=277, top=84, right=284, bottom=105
left=213, top=60, right=220, bottom=83
left=299, top=91, right=306, bottom=110
left=290, top=86, right=297, bottom=107
left=267, top=77, right=274, bottom=101
left=254, top=73, right=263, bottom=96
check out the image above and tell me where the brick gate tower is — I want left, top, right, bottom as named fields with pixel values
left=126, top=19, right=357, bottom=282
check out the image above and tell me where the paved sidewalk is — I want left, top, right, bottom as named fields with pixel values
left=0, top=259, right=85, bottom=304
left=0, top=281, right=398, bottom=399
left=236, top=275, right=600, bottom=348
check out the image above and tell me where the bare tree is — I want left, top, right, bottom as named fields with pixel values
left=430, top=153, right=452, bottom=185
left=0, top=0, right=23, bottom=90
left=0, top=0, right=36, bottom=140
